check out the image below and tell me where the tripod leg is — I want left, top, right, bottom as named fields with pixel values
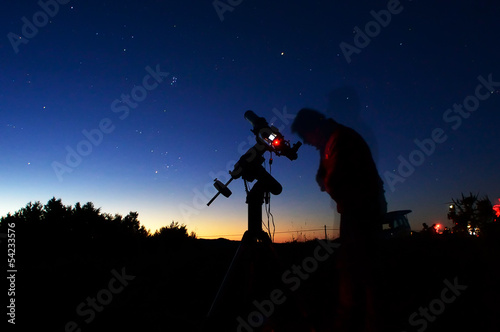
left=206, top=240, right=244, bottom=318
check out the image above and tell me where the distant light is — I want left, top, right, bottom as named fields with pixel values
left=493, top=199, right=500, bottom=218
left=280, top=52, right=284, bottom=56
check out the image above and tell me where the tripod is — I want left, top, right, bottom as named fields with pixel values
left=203, top=166, right=314, bottom=331
left=202, top=111, right=309, bottom=331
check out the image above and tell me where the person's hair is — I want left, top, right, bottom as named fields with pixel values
left=291, top=108, right=327, bottom=138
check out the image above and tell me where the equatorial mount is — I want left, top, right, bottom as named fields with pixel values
left=206, top=110, right=301, bottom=212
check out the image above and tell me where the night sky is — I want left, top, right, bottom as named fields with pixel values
left=1, top=0, right=499, bottom=242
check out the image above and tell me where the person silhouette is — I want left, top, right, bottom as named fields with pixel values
left=326, top=87, right=379, bottom=165
left=291, top=108, right=387, bottom=331
left=291, top=108, right=387, bottom=241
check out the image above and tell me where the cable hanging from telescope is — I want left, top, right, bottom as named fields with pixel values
left=265, top=197, right=275, bottom=242
left=264, top=151, right=275, bottom=242
left=270, top=152, right=275, bottom=242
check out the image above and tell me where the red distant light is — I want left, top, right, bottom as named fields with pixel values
left=493, top=199, right=500, bottom=218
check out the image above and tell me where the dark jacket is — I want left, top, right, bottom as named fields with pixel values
left=317, top=121, right=387, bottom=218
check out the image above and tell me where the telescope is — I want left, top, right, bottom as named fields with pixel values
left=244, top=110, right=301, bottom=161
left=204, top=110, right=306, bottom=331
left=207, top=110, right=301, bottom=206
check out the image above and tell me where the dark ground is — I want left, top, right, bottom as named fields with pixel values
left=7, top=227, right=500, bottom=332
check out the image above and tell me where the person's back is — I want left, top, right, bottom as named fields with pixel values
left=320, top=121, right=386, bottom=240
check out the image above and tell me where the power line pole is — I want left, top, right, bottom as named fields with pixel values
left=324, top=225, right=327, bottom=240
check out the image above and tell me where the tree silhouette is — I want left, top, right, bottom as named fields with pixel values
left=0, top=198, right=203, bottom=247
left=43, top=197, right=71, bottom=221
left=448, top=192, right=495, bottom=235
left=153, top=221, right=195, bottom=240
left=0, top=197, right=151, bottom=242
left=121, top=211, right=148, bottom=236
left=18, top=201, right=43, bottom=223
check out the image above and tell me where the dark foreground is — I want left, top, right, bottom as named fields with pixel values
left=8, top=230, right=500, bottom=332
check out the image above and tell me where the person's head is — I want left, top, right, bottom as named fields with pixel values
left=292, top=108, right=335, bottom=148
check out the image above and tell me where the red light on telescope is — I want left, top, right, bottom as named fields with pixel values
left=272, top=138, right=281, bottom=147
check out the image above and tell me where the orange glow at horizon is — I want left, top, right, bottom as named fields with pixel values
left=196, top=229, right=338, bottom=243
